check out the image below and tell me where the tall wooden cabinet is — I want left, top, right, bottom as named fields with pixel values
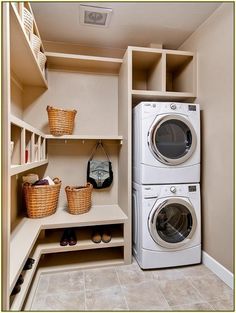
left=2, top=2, right=196, bottom=310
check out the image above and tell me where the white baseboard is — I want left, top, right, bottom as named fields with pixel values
left=202, top=251, right=234, bottom=289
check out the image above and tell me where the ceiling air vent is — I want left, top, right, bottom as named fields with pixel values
left=79, top=5, right=112, bottom=27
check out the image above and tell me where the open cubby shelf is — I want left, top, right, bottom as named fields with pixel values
left=131, top=46, right=196, bottom=101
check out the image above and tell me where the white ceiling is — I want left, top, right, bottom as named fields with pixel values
left=31, top=2, right=221, bottom=50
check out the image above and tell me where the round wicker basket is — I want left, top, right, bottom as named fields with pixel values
left=65, top=183, right=93, bottom=215
left=23, top=178, right=61, bottom=218
left=47, top=105, right=77, bottom=136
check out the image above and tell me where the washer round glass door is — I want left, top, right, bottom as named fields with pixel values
left=148, top=198, right=197, bottom=249
left=148, top=114, right=197, bottom=165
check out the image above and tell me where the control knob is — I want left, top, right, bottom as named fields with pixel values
left=170, top=186, right=177, bottom=193
left=170, top=103, right=176, bottom=110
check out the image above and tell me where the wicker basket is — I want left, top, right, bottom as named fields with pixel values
left=23, top=178, right=61, bottom=218
left=38, top=51, right=47, bottom=71
left=23, top=7, right=33, bottom=39
left=47, top=106, right=77, bottom=136
left=31, top=34, right=41, bottom=58
left=65, top=183, right=93, bottom=215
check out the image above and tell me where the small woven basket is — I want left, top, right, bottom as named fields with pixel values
left=31, top=33, right=41, bottom=58
left=23, top=178, right=61, bottom=218
left=47, top=106, right=77, bottom=136
left=65, top=183, right=93, bottom=215
left=22, top=7, right=33, bottom=39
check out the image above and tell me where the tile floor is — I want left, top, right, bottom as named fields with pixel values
left=30, top=260, right=234, bottom=311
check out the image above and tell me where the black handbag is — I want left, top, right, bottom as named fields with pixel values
left=87, top=142, right=113, bottom=189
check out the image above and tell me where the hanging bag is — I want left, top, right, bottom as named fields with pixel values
left=87, top=142, right=113, bottom=189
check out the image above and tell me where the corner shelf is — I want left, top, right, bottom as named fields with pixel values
left=10, top=204, right=127, bottom=295
left=10, top=3, right=48, bottom=87
left=45, top=52, right=123, bottom=74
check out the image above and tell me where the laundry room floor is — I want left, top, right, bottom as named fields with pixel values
left=29, top=259, right=234, bottom=311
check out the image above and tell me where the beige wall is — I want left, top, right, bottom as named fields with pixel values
left=179, top=3, right=234, bottom=272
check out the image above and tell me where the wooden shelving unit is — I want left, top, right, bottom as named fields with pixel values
left=45, top=52, right=123, bottom=74
left=131, top=46, right=196, bottom=103
left=3, top=2, right=197, bottom=310
left=10, top=205, right=127, bottom=296
left=10, top=3, right=48, bottom=87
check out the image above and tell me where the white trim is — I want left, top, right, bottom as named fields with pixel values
left=202, top=251, right=234, bottom=289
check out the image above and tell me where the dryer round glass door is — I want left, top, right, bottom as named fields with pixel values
left=148, top=198, right=197, bottom=249
left=148, top=115, right=197, bottom=165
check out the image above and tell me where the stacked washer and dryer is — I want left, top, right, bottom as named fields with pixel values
left=132, top=102, right=201, bottom=269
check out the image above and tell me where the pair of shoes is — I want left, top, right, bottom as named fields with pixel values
left=11, top=274, right=24, bottom=296
left=23, top=258, right=35, bottom=270
left=91, top=228, right=112, bottom=243
left=60, top=228, right=77, bottom=246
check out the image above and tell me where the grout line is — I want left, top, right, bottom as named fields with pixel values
left=115, top=267, right=129, bottom=310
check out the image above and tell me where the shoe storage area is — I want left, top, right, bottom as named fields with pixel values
left=3, top=2, right=199, bottom=310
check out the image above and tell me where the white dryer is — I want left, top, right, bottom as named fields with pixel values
left=133, top=101, right=200, bottom=184
left=132, top=182, right=201, bottom=269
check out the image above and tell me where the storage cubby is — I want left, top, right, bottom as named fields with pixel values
left=10, top=124, right=22, bottom=166
left=25, top=130, right=33, bottom=163
left=33, top=134, right=40, bottom=162
left=132, top=50, right=163, bottom=91
left=166, top=53, right=194, bottom=93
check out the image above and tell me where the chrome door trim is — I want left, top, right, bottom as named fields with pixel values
left=148, top=114, right=197, bottom=165
left=148, top=198, right=197, bottom=249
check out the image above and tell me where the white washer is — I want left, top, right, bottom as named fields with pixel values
left=133, top=101, right=200, bottom=184
left=132, top=182, right=201, bottom=269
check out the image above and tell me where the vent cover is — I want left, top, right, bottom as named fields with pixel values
left=79, top=5, right=112, bottom=27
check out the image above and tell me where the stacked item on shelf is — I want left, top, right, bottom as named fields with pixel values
left=21, top=5, right=47, bottom=74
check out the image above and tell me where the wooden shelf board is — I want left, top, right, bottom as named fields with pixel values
left=40, top=205, right=128, bottom=229
left=132, top=90, right=195, bottom=102
left=10, top=246, right=41, bottom=310
left=39, top=228, right=124, bottom=254
left=38, top=247, right=124, bottom=272
left=130, top=45, right=194, bottom=56
left=10, top=4, right=48, bottom=88
left=10, top=205, right=126, bottom=293
left=45, top=52, right=123, bottom=74
left=10, top=219, right=41, bottom=292
left=10, top=159, right=48, bottom=176
left=45, top=134, right=123, bottom=141
left=10, top=114, right=45, bottom=137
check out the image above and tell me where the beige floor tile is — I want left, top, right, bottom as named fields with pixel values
left=35, top=275, right=49, bottom=295
left=209, top=297, right=234, bottom=311
left=171, top=301, right=215, bottom=311
left=189, top=273, right=232, bottom=301
left=152, top=268, right=185, bottom=281
left=116, top=264, right=153, bottom=285
left=84, top=267, right=119, bottom=291
left=47, top=270, right=84, bottom=294
left=32, top=291, right=85, bottom=311
left=86, top=286, right=128, bottom=310
left=122, top=280, right=170, bottom=310
left=158, top=278, right=204, bottom=306
left=178, top=264, right=213, bottom=278
left=31, top=294, right=46, bottom=311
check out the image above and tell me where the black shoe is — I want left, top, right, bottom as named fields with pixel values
left=60, top=229, right=69, bottom=246
left=17, top=274, right=24, bottom=285
left=11, top=284, right=21, bottom=296
left=67, top=228, right=77, bottom=246
left=23, top=258, right=35, bottom=270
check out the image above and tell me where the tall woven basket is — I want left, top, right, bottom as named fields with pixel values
left=47, top=106, right=77, bottom=136
left=65, top=183, right=93, bottom=215
left=23, top=178, right=61, bottom=218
